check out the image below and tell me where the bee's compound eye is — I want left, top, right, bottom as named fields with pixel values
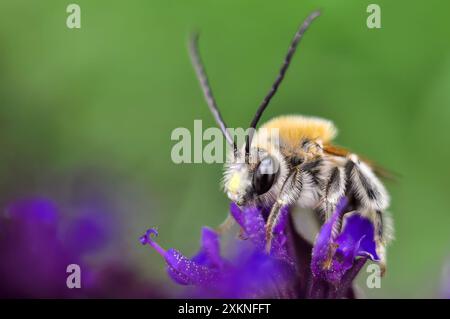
left=253, top=156, right=279, bottom=195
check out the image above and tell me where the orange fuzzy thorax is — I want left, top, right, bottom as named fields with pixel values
left=260, top=115, right=337, bottom=148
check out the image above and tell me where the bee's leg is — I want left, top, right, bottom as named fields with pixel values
left=265, top=200, right=285, bottom=253
left=372, top=209, right=394, bottom=276
left=265, top=170, right=300, bottom=253
left=238, top=228, right=248, bottom=240
left=217, top=213, right=248, bottom=240
left=216, top=214, right=235, bottom=235
left=344, top=154, right=393, bottom=275
left=319, top=165, right=346, bottom=222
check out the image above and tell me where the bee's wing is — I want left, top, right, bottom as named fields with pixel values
left=323, top=144, right=399, bottom=182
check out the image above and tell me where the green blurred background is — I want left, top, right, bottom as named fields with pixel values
left=0, top=0, right=449, bottom=298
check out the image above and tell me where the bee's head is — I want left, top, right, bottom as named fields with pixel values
left=189, top=11, right=321, bottom=207
left=223, top=145, right=288, bottom=206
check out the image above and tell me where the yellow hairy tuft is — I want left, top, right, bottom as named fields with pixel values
left=260, top=115, right=337, bottom=147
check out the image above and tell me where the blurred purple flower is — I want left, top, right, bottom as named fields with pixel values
left=0, top=198, right=71, bottom=297
left=0, top=197, right=165, bottom=298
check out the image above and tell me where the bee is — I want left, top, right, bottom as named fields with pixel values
left=188, top=10, right=394, bottom=269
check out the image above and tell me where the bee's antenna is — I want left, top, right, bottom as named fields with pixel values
left=245, top=10, right=321, bottom=158
left=188, top=32, right=235, bottom=149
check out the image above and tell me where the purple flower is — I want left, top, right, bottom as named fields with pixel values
left=0, top=197, right=165, bottom=298
left=311, top=197, right=380, bottom=288
left=140, top=227, right=224, bottom=286
left=0, top=198, right=74, bottom=297
left=229, top=203, right=293, bottom=265
left=142, top=197, right=383, bottom=298
left=141, top=204, right=297, bottom=298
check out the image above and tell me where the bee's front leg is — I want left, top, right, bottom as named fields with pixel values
left=265, top=200, right=285, bottom=253
left=264, top=169, right=300, bottom=253
left=216, top=214, right=235, bottom=235
left=217, top=213, right=248, bottom=240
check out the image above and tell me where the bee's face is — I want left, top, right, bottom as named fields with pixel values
left=223, top=146, right=287, bottom=206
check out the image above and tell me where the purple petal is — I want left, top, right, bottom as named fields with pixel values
left=224, top=249, right=295, bottom=298
left=140, top=227, right=224, bottom=286
left=242, top=206, right=266, bottom=249
left=311, top=197, right=378, bottom=283
left=192, top=227, right=223, bottom=268
left=269, top=206, right=292, bottom=263
left=229, top=202, right=245, bottom=229
left=230, top=204, right=292, bottom=264
left=311, top=199, right=345, bottom=280
left=336, top=213, right=380, bottom=262
left=165, top=249, right=220, bottom=286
